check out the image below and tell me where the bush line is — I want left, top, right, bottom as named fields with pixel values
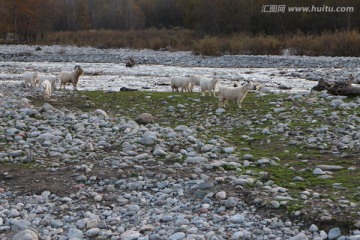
left=34, top=29, right=360, bottom=57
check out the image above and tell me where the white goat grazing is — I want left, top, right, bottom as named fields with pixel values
left=170, top=77, right=191, bottom=92
left=22, top=72, right=40, bottom=88
left=189, top=75, right=201, bottom=92
left=59, top=65, right=84, bottom=90
left=41, top=80, right=52, bottom=100
left=200, top=77, right=218, bottom=96
left=39, top=75, right=58, bottom=91
left=219, top=82, right=256, bottom=108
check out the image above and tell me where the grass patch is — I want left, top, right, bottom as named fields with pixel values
left=28, top=90, right=360, bottom=227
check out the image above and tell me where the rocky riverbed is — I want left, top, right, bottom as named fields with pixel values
left=0, top=45, right=359, bottom=240
left=0, top=45, right=359, bottom=94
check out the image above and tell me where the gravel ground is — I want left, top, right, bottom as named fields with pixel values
left=0, top=45, right=359, bottom=240
left=1, top=45, right=360, bottom=69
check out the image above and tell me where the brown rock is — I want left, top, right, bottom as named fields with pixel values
left=135, top=113, right=154, bottom=125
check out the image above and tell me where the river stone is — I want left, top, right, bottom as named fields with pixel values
left=140, top=131, right=158, bottom=145
left=153, top=148, right=166, bottom=156
left=135, top=113, right=154, bottom=124
left=313, top=168, right=325, bottom=175
left=328, top=227, right=341, bottom=240
left=215, top=108, right=225, bottom=115
left=175, top=125, right=191, bottom=132
left=355, top=221, right=360, bottom=228
left=257, top=158, right=270, bottom=165
left=230, top=214, right=245, bottom=223
left=12, top=229, right=39, bottom=240
left=270, top=201, right=280, bottom=208
left=223, top=147, right=235, bottom=153
left=289, top=233, right=308, bottom=240
left=243, top=154, right=253, bottom=160
left=168, top=232, right=186, bottom=240
left=316, top=165, right=344, bottom=171
left=68, top=228, right=84, bottom=239
left=197, top=181, right=214, bottom=189
left=309, top=224, right=319, bottom=232
left=225, top=197, right=238, bottom=209
left=12, top=220, right=30, bottom=231
left=41, top=103, right=56, bottom=112
left=94, top=109, right=108, bottom=117
left=215, top=191, right=226, bottom=200
left=185, top=156, right=207, bottom=163
left=85, top=228, right=100, bottom=237
left=120, top=230, right=141, bottom=240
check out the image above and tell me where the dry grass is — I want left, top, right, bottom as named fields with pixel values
left=39, top=29, right=360, bottom=57
left=42, top=29, right=195, bottom=51
left=285, top=30, right=360, bottom=56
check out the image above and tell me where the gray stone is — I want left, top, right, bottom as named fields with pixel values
left=328, top=227, right=341, bottom=240
left=68, top=228, right=84, bottom=239
left=270, top=201, right=280, bottom=208
left=289, top=233, right=308, bottom=240
left=85, top=228, right=100, bottom=238
left=313, top=168, right=325, bottom=175
left=243, top=154, right=253, bottom=160
left=225, top=197, right=238, bottom=209
left=12, top=220, right=31, bottom=231
left=215, top=108, right=225, bottom=115
left=12, top=229, right=39, bottom=240
left=257, top=158, right=270, bottom=165
left=94, top=109, right=108, bottom=117
left=223, top=147, right=235, bottom=153
left=316, top=165, right=344, bottom=171
left=120, top=230, right=141, bottom=240
left=309, top=224, right=318, bottom=232
left=140, top=131, right=158, bottom=145
left=215, top=191, right=226, bottom=200
left=230, top=214, right=245, bottom=223
left=185, top=156, right=207, bottom=164
left=168, top=232, right=186, bottom=240
left=153, top=148, right=167, bottom=156
left=175, top=125, right=191, bottom=132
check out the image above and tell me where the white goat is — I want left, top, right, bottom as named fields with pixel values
left=60, top=65, right=84, bottom=90
left=22, top=72, right=40, bottom=88
left=189, top=75, right=201, bottom=92
left=38, top=75, right=58, bottom=91
left=170, top=77, right=191, bottom=92
left=200, top=77, right=218, bottom=96
left=219, top=82, right=256, bottom=108
left=41, top=80, right=52, bottom=100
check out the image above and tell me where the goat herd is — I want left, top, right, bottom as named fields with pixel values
left=21, top=65, right=84, bottom=100
left=171, top=75, right=257, bottom=108
left=22, top=65, right=256, bottom=108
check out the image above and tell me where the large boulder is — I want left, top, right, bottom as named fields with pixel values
left=135, top=113, right=154, bottom=125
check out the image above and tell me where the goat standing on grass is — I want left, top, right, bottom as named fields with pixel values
left=189, top=75, right=201, bottom=92
left=200, top=77, right=218, bottom=96
left=219, top=82, right=256, bottom=108
left=60, top=65, right=84, bottom=91
left=170, top=77, right=191, bottom=92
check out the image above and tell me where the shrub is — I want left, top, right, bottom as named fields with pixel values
left=40, top=29, right=360, bottom=57
left=193, top=36, right=223, bottom=56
